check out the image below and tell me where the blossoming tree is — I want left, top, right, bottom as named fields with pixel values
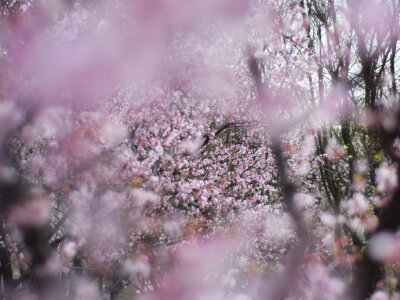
left=0, top=0, right=400, bottom=300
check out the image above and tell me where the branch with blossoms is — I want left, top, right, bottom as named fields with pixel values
left=348, top=106, right=400, bottom=300
left=248, top=53, right=309, bottom=299
left=200, top=121, right=257, bottom=149
left=0, top=117, right=58, bottom=300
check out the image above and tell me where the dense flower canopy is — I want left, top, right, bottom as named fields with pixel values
left=0, top=0, right=400, bottom=299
